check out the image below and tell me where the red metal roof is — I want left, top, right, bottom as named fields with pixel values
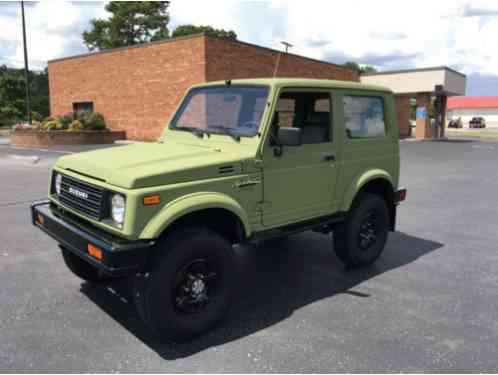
left=447, top=96, right=498, bottom=110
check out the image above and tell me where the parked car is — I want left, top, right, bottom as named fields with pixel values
left=469, top=117, right=486, bottom=128
left=448, top=117, right=463, bottom=128
left=31, top=78, right=406, bottom=341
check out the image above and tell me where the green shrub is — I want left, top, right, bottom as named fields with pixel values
left=57, top=114, right=73, bottom=127
left=68, top=120, right=84, bottom=131
left=43, top=120, right=58, bottom=131
left=31, top=111, right=43, bottom=122
left=83, top=112, right=106, bottom=130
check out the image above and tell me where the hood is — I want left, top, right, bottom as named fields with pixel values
left=55, top=142, right=254, bottom=189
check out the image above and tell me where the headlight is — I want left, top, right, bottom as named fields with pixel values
left=55, top=173, right=62, bottom=195
left=111, top=194, right=126, bottom=226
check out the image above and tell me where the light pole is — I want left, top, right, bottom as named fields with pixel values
left=21, top=1, right=31, bottom=124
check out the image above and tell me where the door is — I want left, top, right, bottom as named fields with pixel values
left=261, top=89, right=340, bottom=228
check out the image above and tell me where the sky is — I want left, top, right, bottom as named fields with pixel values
left=1, top=0, right=498, bottom=95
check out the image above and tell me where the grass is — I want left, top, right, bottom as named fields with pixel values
left=0, top=128, right=10, bottom=137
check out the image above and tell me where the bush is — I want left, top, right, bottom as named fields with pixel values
left=31, top=111, right=43, bottom=122
left=43, top=120, right=58, bottom=131
left=83, top=112, right=106, bottom=130
left=68, top=120, right=84, bottom=131
left=12, top=122, right=32, bottom=131
left=57, top=114, right=73, bottom=127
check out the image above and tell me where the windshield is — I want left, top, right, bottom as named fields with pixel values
left=170, top=85, right=269, bottom=138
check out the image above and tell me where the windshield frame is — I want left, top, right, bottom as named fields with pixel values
left=169, top=84, right=270, bottom=139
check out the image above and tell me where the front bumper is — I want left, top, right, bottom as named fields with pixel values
left=31, top=201, right=155, bottom=276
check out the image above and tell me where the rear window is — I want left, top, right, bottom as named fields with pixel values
left=343, top=96, right=386, bottom=139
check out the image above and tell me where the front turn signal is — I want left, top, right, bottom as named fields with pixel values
left=143, top=195, right=161, bottom=206
left=87, top=243, right=103, bottom=260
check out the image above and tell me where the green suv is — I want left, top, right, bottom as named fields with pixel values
left=31, top=78, right=406, bottom=341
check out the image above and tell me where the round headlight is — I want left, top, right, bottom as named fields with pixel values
left=111, top=194, right=126, bottom=225
left=55, top=173, right=62, bottom=195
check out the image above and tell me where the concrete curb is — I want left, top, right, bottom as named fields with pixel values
left=6, top=154, right=41, bottom=164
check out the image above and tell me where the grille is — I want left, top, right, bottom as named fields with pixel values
left=58, top=174, right=105, bottom=220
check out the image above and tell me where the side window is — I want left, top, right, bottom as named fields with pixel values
left=343, top=96, right=386, bottom=139
left=272, top=92, right=332, bottom=145
left=275, top=97, right=296, bottom=128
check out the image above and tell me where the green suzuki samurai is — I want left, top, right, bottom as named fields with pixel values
left=31, top=78, right=406, bottom=340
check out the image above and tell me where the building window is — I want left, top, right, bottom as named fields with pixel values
left=73, top=102, right=94, bottom=115
left=343, top=96, right=386, bottom=139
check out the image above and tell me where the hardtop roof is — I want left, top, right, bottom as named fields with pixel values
left=191, top=78, right=392, bottom=93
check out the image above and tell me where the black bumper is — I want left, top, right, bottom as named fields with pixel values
left=31, top=201, right=154, bottom=276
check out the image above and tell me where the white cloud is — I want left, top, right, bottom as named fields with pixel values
left=0, top=0, right=107, bottom=69
left=1, top=0, right=498, bottom=81
left=171, top=0, right=498, bottom=76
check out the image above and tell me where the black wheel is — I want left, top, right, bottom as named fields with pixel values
left=134, top=226, right=236, bottom=341
left=61, top=246, right=112, bottom=283
left=333, top=193, right=389, bottom=268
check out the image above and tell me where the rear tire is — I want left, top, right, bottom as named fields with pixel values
left=333, top=193, right=389, bottom=268
left=134, top=226, right=236, bottom=342
left=61, top=246, right=112, bottom=283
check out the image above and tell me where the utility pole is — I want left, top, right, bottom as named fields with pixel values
left=281, top=41, right=293, bottom=53
left=21, top=1, right=31, bottom=124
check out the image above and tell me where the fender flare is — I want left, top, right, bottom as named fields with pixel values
left=139, top=192, right=252, bottom=240
left=340, top=169, right=395, bottom=212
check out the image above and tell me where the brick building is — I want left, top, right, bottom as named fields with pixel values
left=48, top=34, right=358, bottom=141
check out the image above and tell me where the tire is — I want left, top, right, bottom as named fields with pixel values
left=333, top=193, right=389, bottom=268
left=134, top=226, right=236, bottom=342
left=61, top=246, right=112, bottom=283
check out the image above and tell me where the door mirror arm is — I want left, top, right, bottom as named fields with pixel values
left=269, top=128, right=283, bottom=157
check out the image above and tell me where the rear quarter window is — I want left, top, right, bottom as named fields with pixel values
left=343, top=96, right=386, bottom=139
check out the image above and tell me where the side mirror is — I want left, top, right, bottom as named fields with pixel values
left=278, top=127, right=302, bottom=146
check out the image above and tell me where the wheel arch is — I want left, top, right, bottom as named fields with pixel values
left=340, top=169, right=396, bottom=229
left=139, top=192, right=251, bottom=244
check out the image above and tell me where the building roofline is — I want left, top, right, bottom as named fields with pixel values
left=47, top=33, right=355, bottom=74
left=202, top=35, right=352, bottom=71
left=362, top=66, right=466, bottom=78
left=47, top=33, right=208, bottom=64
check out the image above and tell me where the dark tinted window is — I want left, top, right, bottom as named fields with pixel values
left=73, top=102, right=93, bottom=114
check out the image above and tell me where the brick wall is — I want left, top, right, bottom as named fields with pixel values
left=48, top=34, right=357, bottom=141
left=395, top=95, right=412, bottom=137
left=48, top=36, right=206, bottom=141
left=205, top=36, right=358, bottom=82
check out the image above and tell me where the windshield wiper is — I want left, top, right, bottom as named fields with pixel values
left=208, top=125, right=241, bottom=142
left=174, top=126, right=209, bottom=139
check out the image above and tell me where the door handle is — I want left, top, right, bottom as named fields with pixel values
left=323, top=153, right=335, bottom=162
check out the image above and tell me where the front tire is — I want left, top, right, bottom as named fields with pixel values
left=333, top=193, right=389, bottom=268
left=134, top=227, right=236, bottom=342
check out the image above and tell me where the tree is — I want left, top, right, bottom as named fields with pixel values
left=171, top=24, right=237, bottom=40
left=82, top=1, right=170, bottom=51
left=342, top=61, right=377, bottom=75
left=0, top=65, right=49, bottom=126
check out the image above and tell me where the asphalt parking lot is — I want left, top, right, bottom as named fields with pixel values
left=1, top=138, right=498, bottom=372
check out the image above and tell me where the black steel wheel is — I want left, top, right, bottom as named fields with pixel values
left=172, top=258, right=220, bottom=314
left=333, top=193, right=389, bottom=268
left=134, top=226, right=236, bottom=342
